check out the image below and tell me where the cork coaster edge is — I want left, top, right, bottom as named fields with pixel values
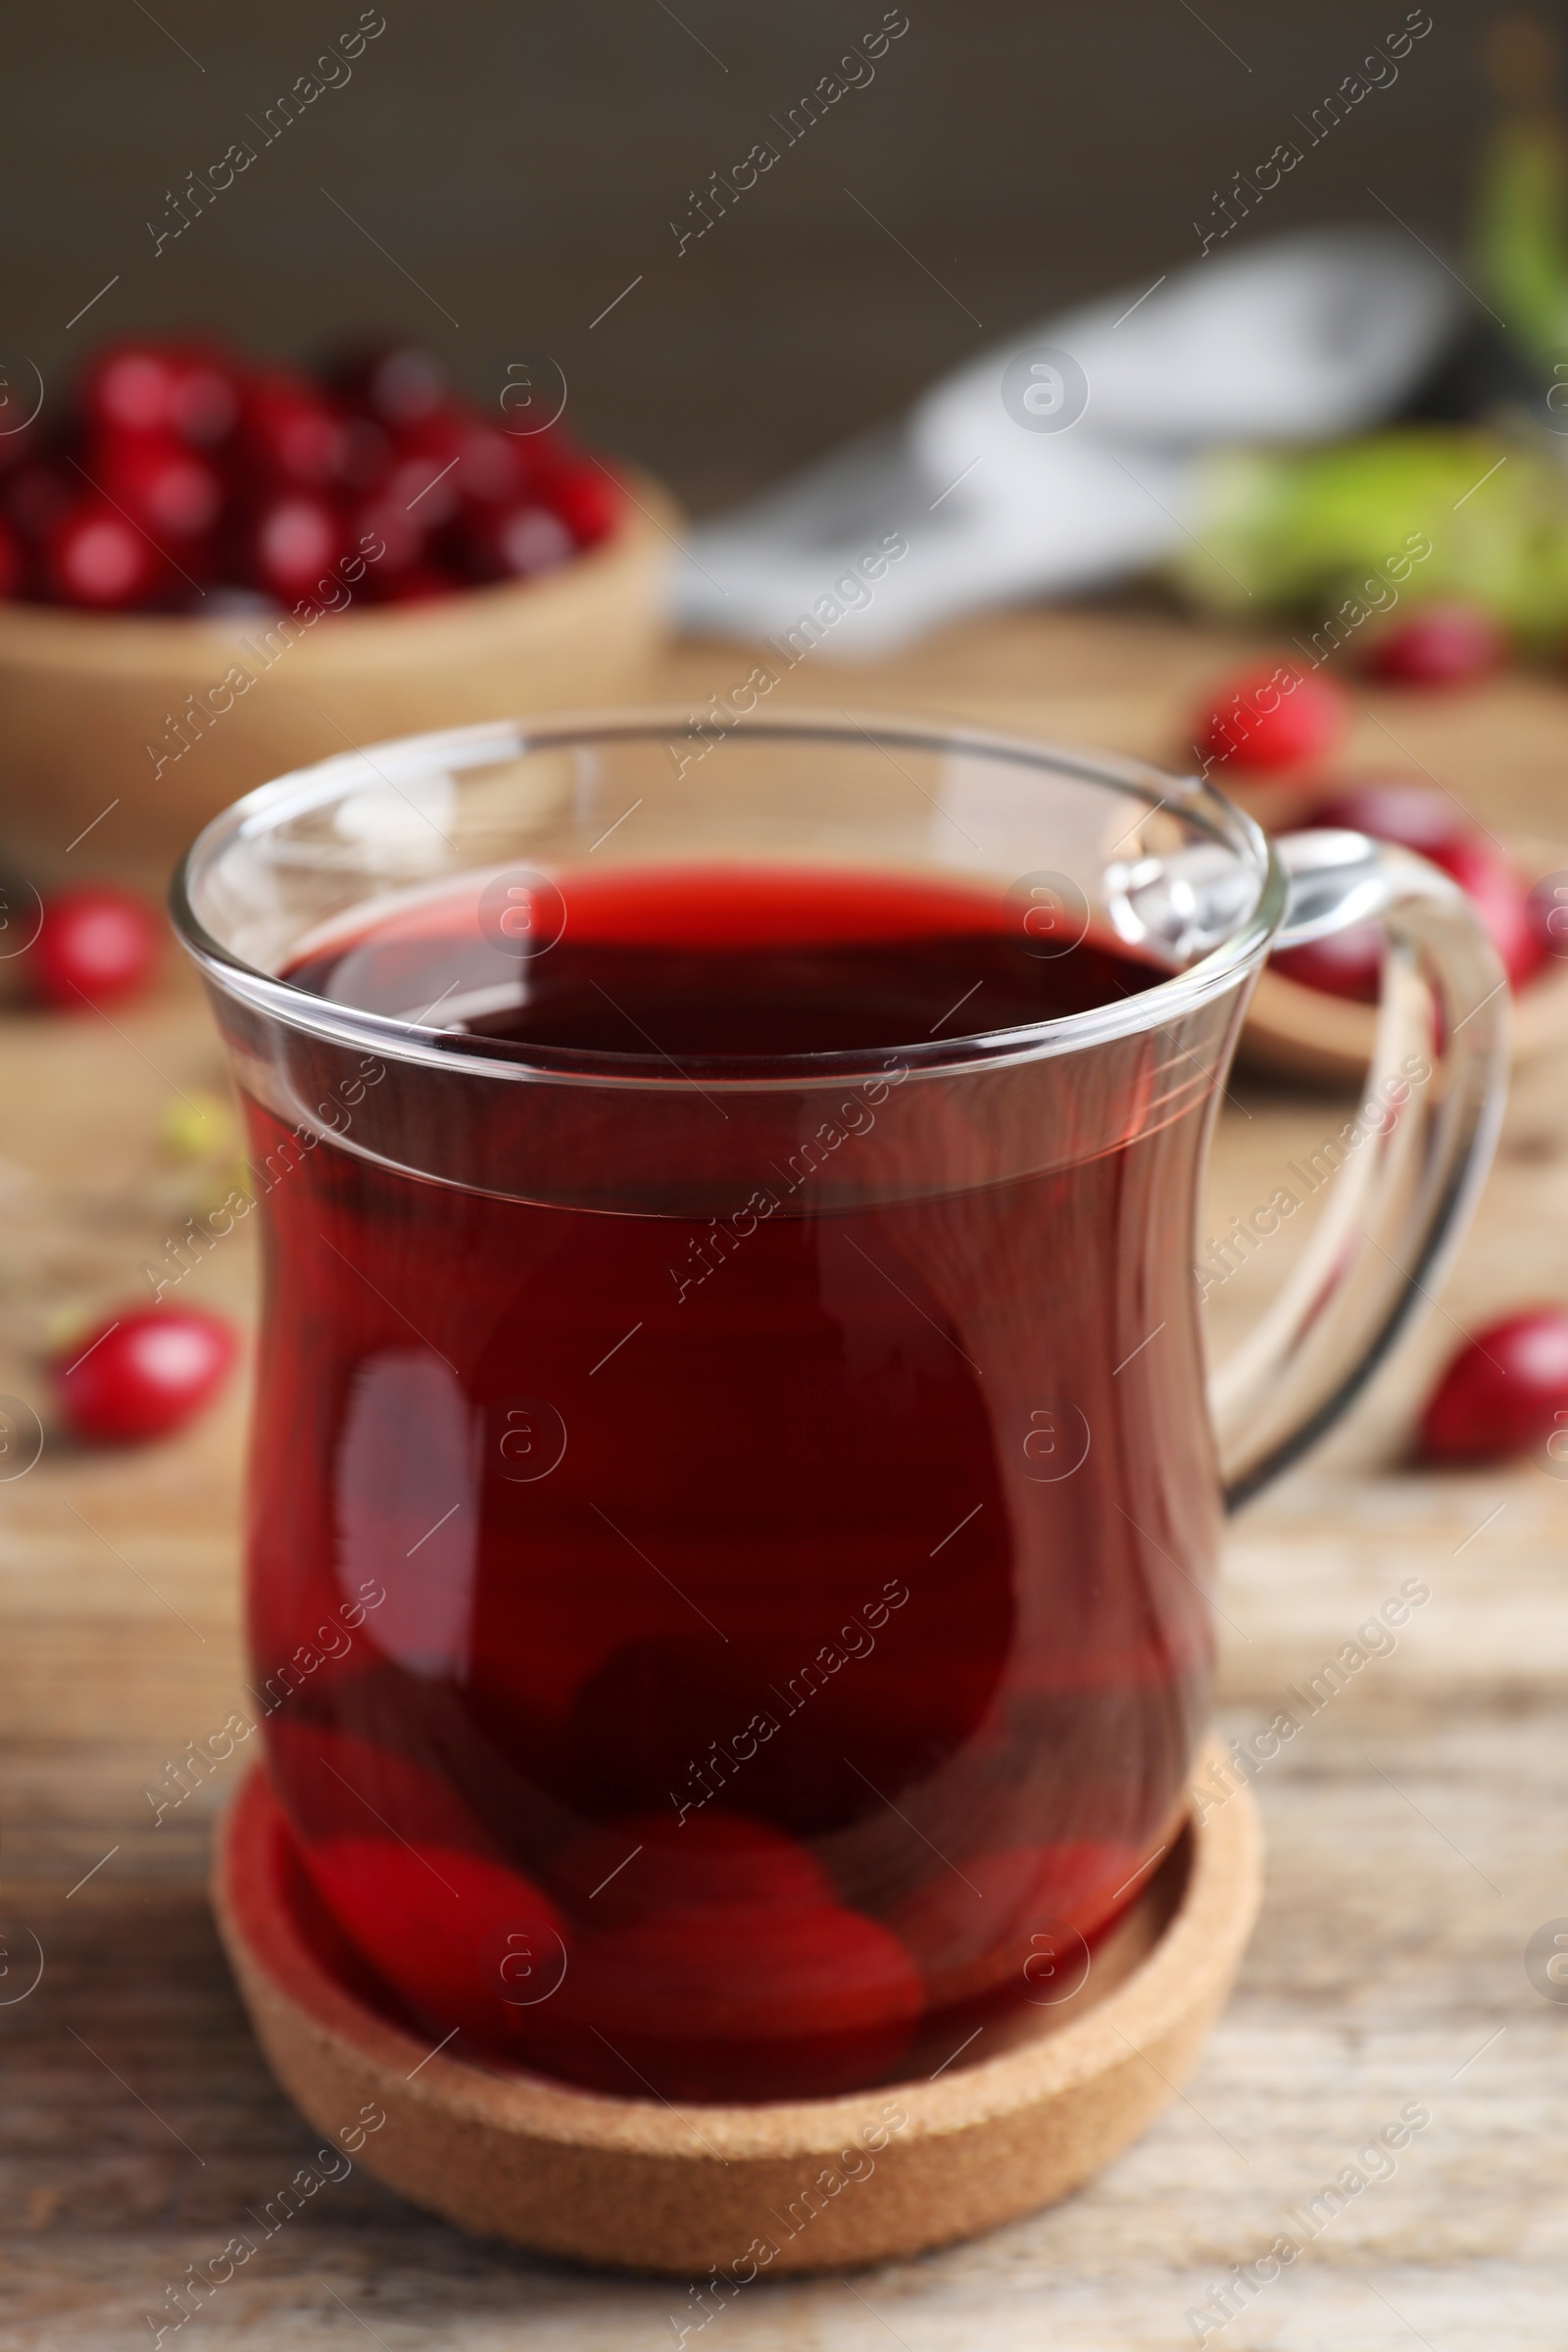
left=213, top=1740, right=1262, bottom=2272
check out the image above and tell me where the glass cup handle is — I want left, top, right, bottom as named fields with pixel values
left=1209, top=829, right=1509, bottom=1509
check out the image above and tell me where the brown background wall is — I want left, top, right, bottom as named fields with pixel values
left=4, top=2, right=1494, bottom=513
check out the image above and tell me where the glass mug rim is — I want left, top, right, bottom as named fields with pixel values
left=171, top=705, right=1290, bottom=1088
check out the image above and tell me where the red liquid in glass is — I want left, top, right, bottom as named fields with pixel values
left=245, top=863, right=1218, bottom=2100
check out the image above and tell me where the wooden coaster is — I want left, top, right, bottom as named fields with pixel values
left=213, top=1746, right=1261, bottom=2276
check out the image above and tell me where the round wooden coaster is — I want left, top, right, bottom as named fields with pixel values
left=212, top=1746, right=1261, bottom=2276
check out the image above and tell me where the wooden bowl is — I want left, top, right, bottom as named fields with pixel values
left=0, top=469, right=678, bottom=887
left=212, top=1746, right=1261, bottom=2276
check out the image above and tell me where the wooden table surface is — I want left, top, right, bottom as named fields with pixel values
left=4, top=609, right=1568, bottom=2349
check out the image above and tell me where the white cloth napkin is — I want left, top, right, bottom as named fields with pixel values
left=675, top=226, right=1463, bottom=655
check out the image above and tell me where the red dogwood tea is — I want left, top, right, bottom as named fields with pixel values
left=245, top=863, right=1214, bottom=2099
left=176, top=713, right=1502, bottom=2104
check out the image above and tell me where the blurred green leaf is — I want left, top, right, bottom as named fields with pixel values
left=1174, top=427, right=1568, bottom=643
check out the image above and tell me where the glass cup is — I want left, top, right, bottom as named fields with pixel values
left=173, top=710, right=1506, bottom=2102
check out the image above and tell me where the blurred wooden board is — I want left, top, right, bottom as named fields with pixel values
left=2, top=606, right=1567, bottom=2347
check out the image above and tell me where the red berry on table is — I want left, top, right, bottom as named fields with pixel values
left=43, top=500, right=163, bottom=609
left=79, top=341, right=182, bottom=437
left=52, top=1307, right=237, bottom=1445
left=1419, top=1308, right=1568, bottom=1463
left=238, top=368, right=344, bottom=490
left=94, top=433, right=222, bottom=545
left=1195, top=662, right=1348, bottom=772
left=236, top=491, right=342, bottom=602
left=1362, top=603, right=1506, bottom=687
left=77, top=338, right=237, bottom=447
left=541, top=459, right=619, bottom=548
left=457, top=501, right=574, bottom=585
left=27, top=884, right=160, bottom=1006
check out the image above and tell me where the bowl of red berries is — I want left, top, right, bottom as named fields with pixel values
left=1189, top=661, right=1568, bottom=1083
left=0, top=334, right=676, bottom=880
